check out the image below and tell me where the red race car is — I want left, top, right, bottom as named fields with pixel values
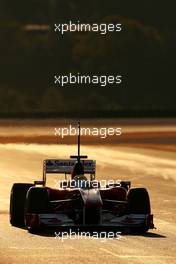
left=10, top=124, right=154, bottom=234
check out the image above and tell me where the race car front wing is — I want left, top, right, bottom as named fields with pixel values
left=26, top=211, right=154, bottom=230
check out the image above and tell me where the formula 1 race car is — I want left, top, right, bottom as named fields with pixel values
left=10, top=123, right=154, bottom=233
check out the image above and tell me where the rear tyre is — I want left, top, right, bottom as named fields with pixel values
left=10, top=183, right=33, bottom=227
left=127, top=188, right=151, bottom=233
left=25, top=187, right=50, bottom=232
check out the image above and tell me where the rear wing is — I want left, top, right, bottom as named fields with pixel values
left=43, top=159, right=96, bottom=184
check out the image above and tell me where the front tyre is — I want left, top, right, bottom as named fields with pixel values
left=127, top=188, right=151, bottom=234
left=10, top=183, right=33, bottom=227
left=25, top=187, right=50, bottom=232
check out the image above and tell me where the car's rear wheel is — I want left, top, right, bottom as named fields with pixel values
left=127, top=188, right=151, bottom=233
left=10, top=183, right=33, bottom=227
left=25, top=187, right=50, bottom=232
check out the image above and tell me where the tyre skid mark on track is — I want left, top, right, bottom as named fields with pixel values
left=99, top=248, right=175, bottom=259
left=6, top=245, right=80, bottom=251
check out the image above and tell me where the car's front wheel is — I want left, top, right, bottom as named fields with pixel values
left=10, top=183, right=33, bottom=227
left=25, top=187, right=50, bottom=232
left=127, top=188, right=151, bottom=234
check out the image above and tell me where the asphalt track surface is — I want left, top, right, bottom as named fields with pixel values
left=0, top=120, right=176, bottom=264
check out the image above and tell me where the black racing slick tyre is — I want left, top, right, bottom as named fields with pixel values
left=10, top=183, right=33, bottom=227
left=127, top=188, right=151, bottom=214
left=25, top=187, right=50, bottom=232
left=25, top=187, right=50, bottom=214
left=127, top=188, right=151, bottom=233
